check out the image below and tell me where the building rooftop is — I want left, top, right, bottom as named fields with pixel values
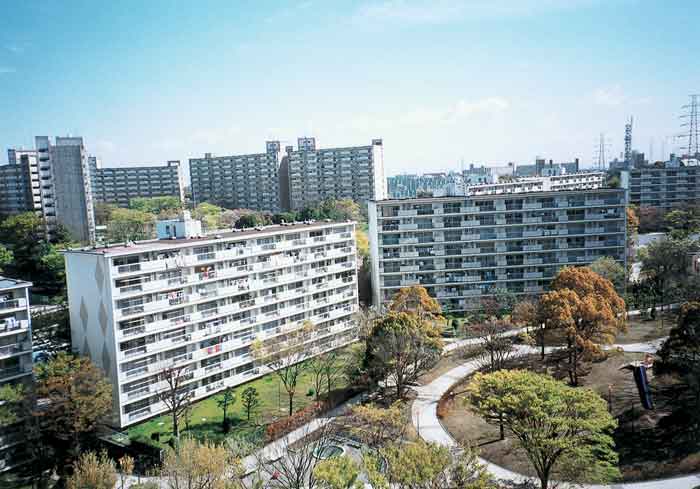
left=63, top=220, right=355, bottom=258
left=0, top=276, right=33, bottom=290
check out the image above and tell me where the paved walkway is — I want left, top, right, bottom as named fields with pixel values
left=411, top=341, right=700, bottom=489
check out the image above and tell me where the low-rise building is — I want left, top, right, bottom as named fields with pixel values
left=0, top=277, right=33, bottom=472
left=369, top=183, right=626, bottom=312
left=63, top=216, right=358, bottom=428
left=623, top=162, right=700, bottom=209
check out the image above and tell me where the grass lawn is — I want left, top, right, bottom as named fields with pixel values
left=128, top=347, right=354, bottom=448
left=615, top=312, right=675, bottom=344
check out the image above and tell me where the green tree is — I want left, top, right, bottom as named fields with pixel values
left=93, top=202, right=116, bottom=226
left=241, top=386, right=260, bottom=422
left=217, top=387, right=236, bottom=433
left=0, top=211, right=49, bottom=278
left=0, top=384, right=24, bottom=427
left=106, top=207, right=155, bottom=243
left=0, top=244, right=13, bottom=273
left=365, top=312, right=442, bottom=399
left=300, top=198, right=363, bottom=222
left=314, top=456, right=363, bottom=489
left=235, top=212, right=269, bottom=229
left=467, top=370, right=619, bottom=489
left=664, top=206, right=700, bottom=239
left=640, top=237, right=698, bottom=309
left=129, top=196, right=182, bottom=217
left=193, top=202, right=225, bottom=231
left=589, top=256, right=625, bottom=293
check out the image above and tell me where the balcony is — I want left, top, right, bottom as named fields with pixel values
left=399, top=237, right=418, bottom=245
left=398, top=223, right=418, bottom=231
left=461, top=220, right=479, bottom=227
left=523, top=202, right=542, bottom=210
left=0, top=298, right=26, bottom=311
left=399, top=265, right=419, bottom=272
left=399, top=251, right=419, bottom=258
left=400, top=278, right=419, bottom=286
left=0, top=319, right=29, bottom=335
left=461, top=247, right=480, bottom=255
left=0, top=342, right=30, bottom=358
left=398, top=209, right=418, bottom=217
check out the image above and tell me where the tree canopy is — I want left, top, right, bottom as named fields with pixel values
left=129, top=196, right=182, bottom=217
left=467, top=369, right=619, bottom=489
left=589, top=256, right=625, bottom=293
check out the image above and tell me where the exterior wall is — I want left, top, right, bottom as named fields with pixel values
left=64, top=221, right=358, bottom=428
left=627, top=165, right=700, bottom=209
left=90, top=161, right=184, bottom=207
left=0, top=150, right=43, bottom=218
left=36, top=136, right=95, bottom=243
left=369, top=188, right=626, bottom=312
left=0, top=279, right=33, bottom=471
left=287, top=139, right=384, bottom=210
left=189, top=144, right=281, bottom=212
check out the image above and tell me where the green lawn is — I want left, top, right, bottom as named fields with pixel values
left=128, top=347, right=353, bottom=448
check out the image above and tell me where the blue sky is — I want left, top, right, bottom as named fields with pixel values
left=1, top=0, right=698, bottom=175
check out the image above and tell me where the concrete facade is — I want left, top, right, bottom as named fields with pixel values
left=624, top=163, right=700, bottom=209
left=0, top=277, right=33, bottom=471
left=189, top=142, right=282, bottom=212
left=285, top=138, right=386, bottom=211
left=63, top=220, right=358, bottom=428
left=89, top=158, right=184, bottom=207
left=369, top=184, right=626, bottom=311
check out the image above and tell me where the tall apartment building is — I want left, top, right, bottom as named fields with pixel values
left=63, top=216, right=358, bottom=427
left=284, top=138, right=387, bottom=211
left=623, top=163, right=700, bottom=209
left=0, top=277, right=34, bottom=471
left=189, top=142, right=282, bottom=212
left=89, top=157, right=184, bottom=207
left=0, top=150, right=41, bottom=217
left=35, top=136, right=95, bottom=243
left=369, top=184, right=626, bottom=311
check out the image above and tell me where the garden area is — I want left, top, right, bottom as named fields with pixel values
left=127, top=346, right=356, bottom=449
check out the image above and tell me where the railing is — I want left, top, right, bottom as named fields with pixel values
left=0, top=299, right=25, bottom=311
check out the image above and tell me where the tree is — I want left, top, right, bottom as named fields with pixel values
left=355, top=228, right=369, bottom=261
left=67, top=451, right=117, bottom=489
left=0, top=244, right=13, bottom=273
left=156, top=364, right=194, bottom=440
left=193, top=202, right=224, bottom=231
left=626, top=206, right=639, bottom=250
left=589, top=256, right=625, bottom=293
left=299, top=198, right=362, bottom=223
left=541, top=266, right=626, bottom=386
left=94, top=202, right=116, bottom=226
left=118, top=455, right=135, bottom=489
left=241, top=386, right=260, bottom=422
left=0, top=212, right=50, bottom=278
left=365, top=312, right=442, bottom=398
left=640, top=237, right=698, bottom=310
left=474, top=320, right=517, bottom=373
left=347, top=402, right=406, bottom=448
left=33, top=353, right=112, bottom=461
left=388, top=285, right=446, bottom=333
left=129, top=196, right=182, bottom=217
left=370, top=440, right=496, bottom=489
left=320, top=350, right=346, bottom=395
left=314, top=456, right=363, bottom=489
left=217, top=387, right=236, bottom=433
left=0, top=383, right=23, bottom=427
left=467, top=370, right=619, bottom=489
left=637, top=205, right=665, bottom=234
left=252, top=321, right=312, bottom=416
left=512, top=299, right=544, bottom=358
left=160, top=437, right=240, bottom=489
left=106, top=207, right=155, bottom=243
left=664, top=205, right=700, bottom=239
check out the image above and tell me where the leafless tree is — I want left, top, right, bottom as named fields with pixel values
left=156, top=364, right=194, bottom=440
left=253, top=423, right=338, bottom=489
left=475, top=320, right=517, bottom=373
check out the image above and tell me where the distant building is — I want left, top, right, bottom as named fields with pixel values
left=369, top=180, right=626, bottom=311
left=284, top=138, right=386, bottom=211
left=0, top=276, right=33, bottom=472
left=35, top=136, right=96, bottom=243
left=622, top=160, right=700, bottom=209
left=189, top=142, right=282, bottom=212
left=89, top=158, right=184, bottom=207
left=514, top=158, right=580, bottom=177
left=0, top=150, right=41, bottom=217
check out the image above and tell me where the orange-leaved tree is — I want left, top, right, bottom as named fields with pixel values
left=539, top=266, right=626, bottom=386
left=388, top=285, right=446, bottom=335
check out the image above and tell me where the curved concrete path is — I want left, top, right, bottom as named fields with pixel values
left=411, top=340, right=700, bottom=489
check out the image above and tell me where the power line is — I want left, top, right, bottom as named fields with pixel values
left=679, top=94, right=700, bottom=158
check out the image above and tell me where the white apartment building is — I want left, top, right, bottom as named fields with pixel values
left=63, top=217, right=358, bottom=428
left=0, top=277, right=34, bottom=472
left=283, top=138, right=387, bottom=211
left=369, top=186, right=626, bottom=312
left=189, top=142, right=282, bottom=212
left=89, top=158, right=185, bottom=207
